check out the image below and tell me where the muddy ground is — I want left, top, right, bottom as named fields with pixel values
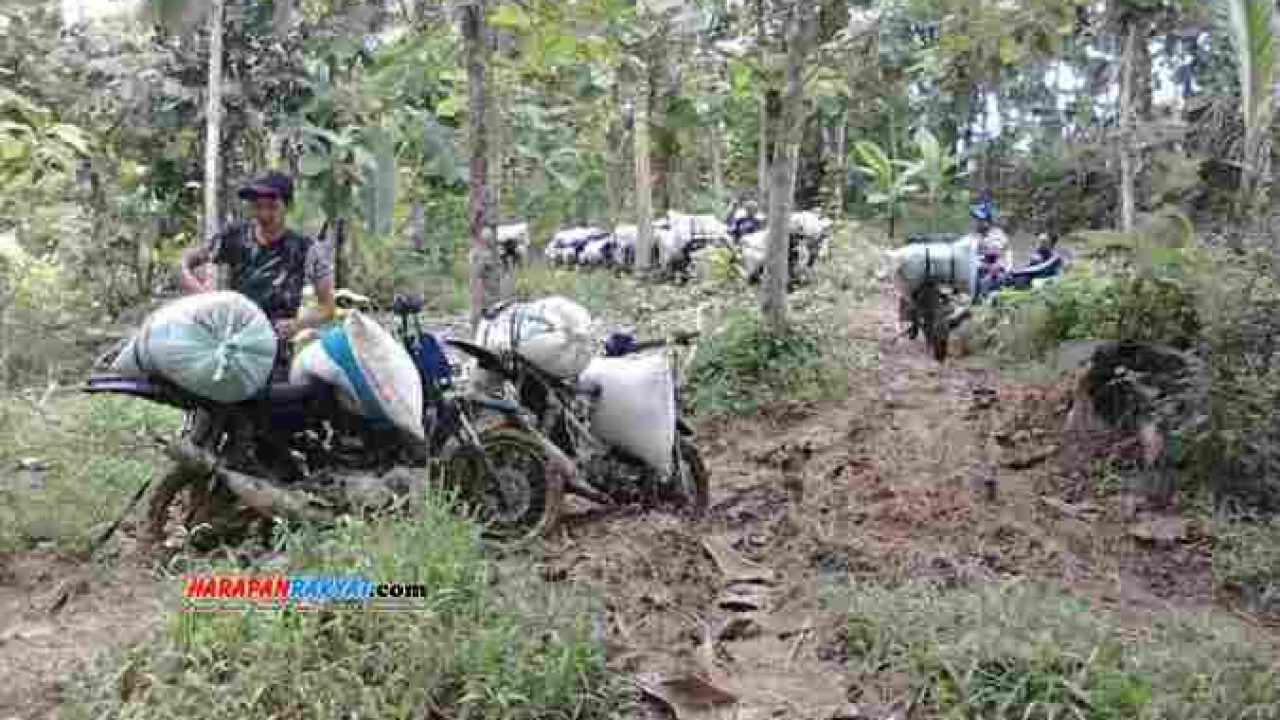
left=1, top=280, right=1275, bottom=719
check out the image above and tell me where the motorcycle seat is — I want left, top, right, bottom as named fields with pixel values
left=262, top=381, right=323, bottom=405
left=1005, top=253, right=1064, bottom=285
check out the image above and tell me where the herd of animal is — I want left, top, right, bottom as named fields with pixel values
left=492, top=210, right=836, bottom=284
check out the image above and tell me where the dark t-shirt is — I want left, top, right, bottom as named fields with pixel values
left=203, top=222, right=332, bottom=320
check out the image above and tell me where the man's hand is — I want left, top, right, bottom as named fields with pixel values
left=273, top=318, right=298, bottom=340
left=180, top=245, right=216, bottom=295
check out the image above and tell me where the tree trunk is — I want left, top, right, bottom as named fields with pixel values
left=760, top=8, right=809, bottom=337
left=1271, top=0, right=1280, bottom=268
left=755, top=0, right=769, bottom=206
left=138, top=225, right=155, bottom=298
left=204, top=0, right=225, bottom=289
left=711, top=118, right=726, bottom=203
left=462, top=0, right=498, bottom=328
left=1119, top=21, right=1138, bottom=232
left=648, top=33, right=673, bottom=216
left=332, top=219, right=348, bottom=289
left=634, top=56, right=656, bottom=272
left=833, top=110, right=848, bottom=217
left=606, top=75, right=626, bottom=227
left=409, top=199, right=426, bottom=251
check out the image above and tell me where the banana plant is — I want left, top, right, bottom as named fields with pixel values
left=1212, top=0, right=1274, bottom=211
left=0, top=89, right=91, bottom=195
left=853, top=138, right=920, bottom=240
left=905, top=127, right=966, bottom=232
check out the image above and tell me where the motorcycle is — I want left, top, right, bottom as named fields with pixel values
left=447, top=327, right=710, bottom=516
left=83, top=292, right=562, bottom=549
left=905, top=249, right=1066, bottom=362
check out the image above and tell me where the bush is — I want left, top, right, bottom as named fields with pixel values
left=688, top=309, right=847, bottom=416
left=967, top=231, right=1280, bottom=510
left=66, top=495, right=615, bottom=719
left=0, top=238, right=101, bottom=387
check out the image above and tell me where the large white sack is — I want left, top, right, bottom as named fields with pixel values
left=887, top=237, right=978, bottom=297
left=289, top=312, right=425, bottom=441
left=741, top=230, right=769, bottom=278
left=580, top=237, right=614, bottom=265
left=613, top=224, right=638, bottom=244
left=476, top=296, right=595, bottom=378
left=112, top=291, right=277, bottom=404
left=790, top=211, right=832, bottom=238
left=290, top=341, right=360, bottom=414
left=580, top=351, right=676, bottom=475
left=671, top=212, right=730, bottom=242
left=658, top=226, right=686, bottom=257
left=496, top=222, right=529, bottom=244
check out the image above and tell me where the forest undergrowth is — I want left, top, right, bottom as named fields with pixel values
left=2, top=224, right=1277, bottom=719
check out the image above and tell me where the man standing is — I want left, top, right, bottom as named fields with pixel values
left=726, top=199, right=763, bottom=241
left=967, top=202, right=1009, bottom=298
left=180, top=171, right=336, bottom=378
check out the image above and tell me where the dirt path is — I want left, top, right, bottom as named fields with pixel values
left=540, top=280, right=1255, bottom=719
left=0, top=543, right=163, bottom=719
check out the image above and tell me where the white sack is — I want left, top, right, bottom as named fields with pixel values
left=580, top=351, right=676, bottom=475
left=496, top=222, right=529, bottom=244
left=741, top=230, right=769, bottom=278
left=580, top=237, right=615, bottom=265
left=476, top=296, right=595, bottom=378
left=790, top=211, right=833, bottom=238
left=289, top=311, right=425, bottom=441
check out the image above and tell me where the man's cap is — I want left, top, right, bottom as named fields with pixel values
left=238, top=171, right=294, bottom=203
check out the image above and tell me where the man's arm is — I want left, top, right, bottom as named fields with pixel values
left=296, top=241, right=336, bottom=331
left=179, top=241, right=215, bottom=295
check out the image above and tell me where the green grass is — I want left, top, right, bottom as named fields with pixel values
left=0, top=393, right=182, bottom=553
left=832, top=582, right=1279, bottom=719
left=65, top=494, right=617, bottom=719
left=1215, top=515, right=1280, bottom=605
left=687, top=308, right=858, bottom=417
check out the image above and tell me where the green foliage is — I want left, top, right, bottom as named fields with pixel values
left=66, top=495, right=616, bottom=718
left=688, top=309, right=846, bottom=416
left=902, top=127, right=965, bottom=231
left=836, top=582, right=1278, bottom=720
left=1215, top=515, right=1280, bottom=599
left=0, top=233, right=104, bottom=387
left=852, top=138, right=919, bottom=237
left=0, top=394, right=181, bottom=552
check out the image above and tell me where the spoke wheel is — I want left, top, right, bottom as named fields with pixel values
left=672, top=437, right=710, bottom=516
left=444, top=425, right=563, bottom=541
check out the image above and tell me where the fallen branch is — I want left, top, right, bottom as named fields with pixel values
left=1003, top=447, right=1059, bottom=470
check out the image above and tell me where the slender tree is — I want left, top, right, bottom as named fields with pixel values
left=460, top=0, right=499, bottom=327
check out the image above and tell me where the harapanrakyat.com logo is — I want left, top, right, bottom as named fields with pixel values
left=182, top=574, right=429, bottom=612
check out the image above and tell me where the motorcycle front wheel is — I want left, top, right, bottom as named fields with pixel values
left=441, top=425, right=563, bottom=540
left=672, top=434, right=710, bottom=516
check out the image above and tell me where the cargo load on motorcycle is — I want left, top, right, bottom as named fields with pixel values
left=475, top=296, right=596, bottom=379
left=291, top=311, right=426, bottom=442
left=111, top=291, right=279, bottom=404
